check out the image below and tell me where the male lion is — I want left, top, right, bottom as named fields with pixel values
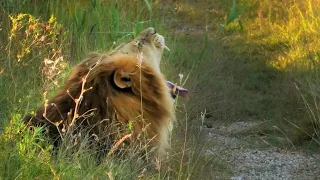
left=24, top=27, right=183, bottom=160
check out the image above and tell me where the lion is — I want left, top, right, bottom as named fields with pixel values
left=109, top=27, right=188, bottom=99
left=24, top=27, right=180, bottom=160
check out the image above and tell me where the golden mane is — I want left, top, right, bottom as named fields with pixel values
left=24, top=53, right=175, bottom=159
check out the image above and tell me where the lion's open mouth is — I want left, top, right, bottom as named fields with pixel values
left=166, top=81, right=188, bottom=99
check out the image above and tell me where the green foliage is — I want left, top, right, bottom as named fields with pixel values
left=0, top=114, right=54, bottom=179
left=1, top=0, right=320, bottom=179
left=0, top=114, right=153, bottom=179
left=143, top=0, right=152, bottom=13
left=219, top=0, right=247, bottom=32
left=0, top=0, right=222, bottom=179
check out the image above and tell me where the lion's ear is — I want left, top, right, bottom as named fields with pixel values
left=113, top=68, right=133, bottom=89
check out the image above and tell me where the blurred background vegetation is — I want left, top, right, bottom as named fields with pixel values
left=1, top=0, right=320, bottom=179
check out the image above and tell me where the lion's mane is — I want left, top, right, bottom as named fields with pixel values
left=24, top=53, right=175, bottom=159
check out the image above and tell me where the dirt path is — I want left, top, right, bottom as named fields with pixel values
left=200, top=122, right=320, bottom=180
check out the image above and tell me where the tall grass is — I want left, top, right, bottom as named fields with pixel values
left=0, top=0, right=155, bottom=115
left=251, top=0, right=320, bottom=145
left=161, top=0, right=320, bottom=148
left=0, top=114, right=152, bottom=179
left=2, top=0, right=320, bottom=179
left=0, top=0, right=225, bottom=179
left=211, top=0, right=320, bottom=146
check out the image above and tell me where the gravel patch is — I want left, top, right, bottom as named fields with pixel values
left=200, top=122, right=320, bottom=180
left=229, top=149, right=319, bottom=180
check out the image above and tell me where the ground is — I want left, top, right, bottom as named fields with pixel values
left=201, top=121, right=319, bottom=179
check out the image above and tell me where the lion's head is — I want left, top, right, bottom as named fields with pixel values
left=24, top=28, right=177, bottom=160
left=109, top=27, right=169, bottom=74
left=110, top=27, right=188, bottom=99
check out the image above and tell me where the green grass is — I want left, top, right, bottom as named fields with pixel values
left=0, top=0, right=228, bottom=179
left=0, top=114, right=157, bottom=179
left=166, top=0, right=320, bottom=146
left=1, top=0, right=320, bottom=179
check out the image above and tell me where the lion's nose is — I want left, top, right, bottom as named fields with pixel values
left=151, top=28, right=157, bottom=35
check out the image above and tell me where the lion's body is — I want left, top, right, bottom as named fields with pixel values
left=24, top=28, right=175, bottom=159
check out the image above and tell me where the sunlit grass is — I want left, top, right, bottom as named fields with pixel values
left=258, top=0, right=320, bottom=71
left=251, top=0, right=320, bottom=145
